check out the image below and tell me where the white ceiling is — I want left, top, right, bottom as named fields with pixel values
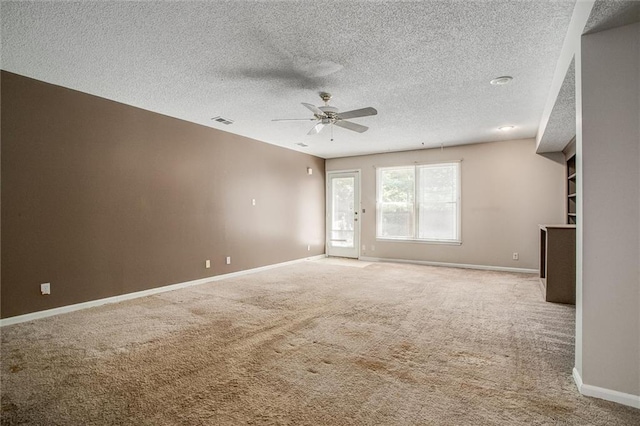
left=1, top=1, right=578, bottom=159
left=535, top=0, right=640, bottom=154
left=537, top=59, right=575, bottom=154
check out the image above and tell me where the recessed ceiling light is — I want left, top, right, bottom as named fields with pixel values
left=499, top=125, right=515, bottom=131
left=490, top=76, right=513, bottom=85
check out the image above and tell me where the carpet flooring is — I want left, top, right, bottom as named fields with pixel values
left=2, top=259, right=639, bottom=425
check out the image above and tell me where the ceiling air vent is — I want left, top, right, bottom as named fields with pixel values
left=212, top=116, right=234, bottom=125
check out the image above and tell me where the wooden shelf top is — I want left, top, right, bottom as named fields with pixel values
left=540, top=224, right=576, bottom=230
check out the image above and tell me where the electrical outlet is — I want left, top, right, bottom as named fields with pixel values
left=512, top=252, right=519, bottom=260
left=307, top=244, right=311, bottom=251
left=226, top=256, right=231, bottom=265
left=40, top=283, right=51, bottom=295
left=252, top=199, right=256, bottom=206
left=205, top=260, right=211, bottom=268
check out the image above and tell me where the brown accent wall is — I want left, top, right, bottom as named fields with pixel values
left=1, top=71, right=325, bottom=319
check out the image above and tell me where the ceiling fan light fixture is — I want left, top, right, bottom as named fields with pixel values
left=498, top=125, right=515, bottom=131
left=490, top=76, right=513, bottom=85
left=274, top=92, right=377, bottom=138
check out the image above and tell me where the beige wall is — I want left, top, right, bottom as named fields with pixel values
left=1, top=71, right=325, bottom=319
left=578, top=22, right=639, bottom=397
left=327, top=139, right=565, bottom=270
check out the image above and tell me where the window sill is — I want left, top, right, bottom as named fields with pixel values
left=376, top=238, right=462, bottom=246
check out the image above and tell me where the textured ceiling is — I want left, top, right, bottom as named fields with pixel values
left=1, top=1, right=578, bottom=159
left=536, top=0, right=640, bottom=154
left=537, top=59, right=575, bottom=153
left=585, top=0, right=640, bottom=34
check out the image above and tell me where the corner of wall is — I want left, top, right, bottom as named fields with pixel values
left=573, top=367, right=640, bottom=409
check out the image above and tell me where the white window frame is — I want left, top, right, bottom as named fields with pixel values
left=376, top=161, right=461, bottom=245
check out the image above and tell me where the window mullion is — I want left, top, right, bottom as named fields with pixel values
left=414, top=165, right=419, bottom=239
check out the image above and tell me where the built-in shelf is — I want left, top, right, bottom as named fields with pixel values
left=539, top=225, right=576, bottom=304
left=566, top=147, right=576, bottom=225
left=538, top=137, right=577, bottom=304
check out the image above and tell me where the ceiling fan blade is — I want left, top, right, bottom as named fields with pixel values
left=308, top=122, right=326, bottom=135
left=336, top=107, right=378, bottom=120
left=272, top=118, right=317, bottom=121
left=302, top=102, right=326, bottom=117
left=334, top=120, right=369, bottom=133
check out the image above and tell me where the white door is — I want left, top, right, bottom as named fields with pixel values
left=327, top=171, right=360, bottom=258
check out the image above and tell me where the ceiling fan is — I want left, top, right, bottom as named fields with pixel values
left=273, top=92, right=377, bottom=138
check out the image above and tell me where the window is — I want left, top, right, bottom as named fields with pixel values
left=376, top=162, right=460, bottom=243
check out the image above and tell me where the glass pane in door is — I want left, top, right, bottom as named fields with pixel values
left=331, top=177, right=355, bottom=248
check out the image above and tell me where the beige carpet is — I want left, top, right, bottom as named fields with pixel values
left=2, top=260, right=639, bottom=425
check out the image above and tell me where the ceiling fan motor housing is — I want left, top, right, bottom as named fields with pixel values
left=319, top=105, right=339, bottom=119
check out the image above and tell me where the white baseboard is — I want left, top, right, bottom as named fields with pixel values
left=573, top=367, right=640, bottom=409
left=0, top=254, right=326, bottom=327
left=358, top=256, right=537, bottom=274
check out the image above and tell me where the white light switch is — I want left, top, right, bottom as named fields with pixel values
left=40, top=283, right=51, bottom=295
left=226, top=256, right=231, bottom=265
left=205, top=260, right=211, bottom=268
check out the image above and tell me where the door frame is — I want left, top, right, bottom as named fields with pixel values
left=326, top=169, right=361, bottom=259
